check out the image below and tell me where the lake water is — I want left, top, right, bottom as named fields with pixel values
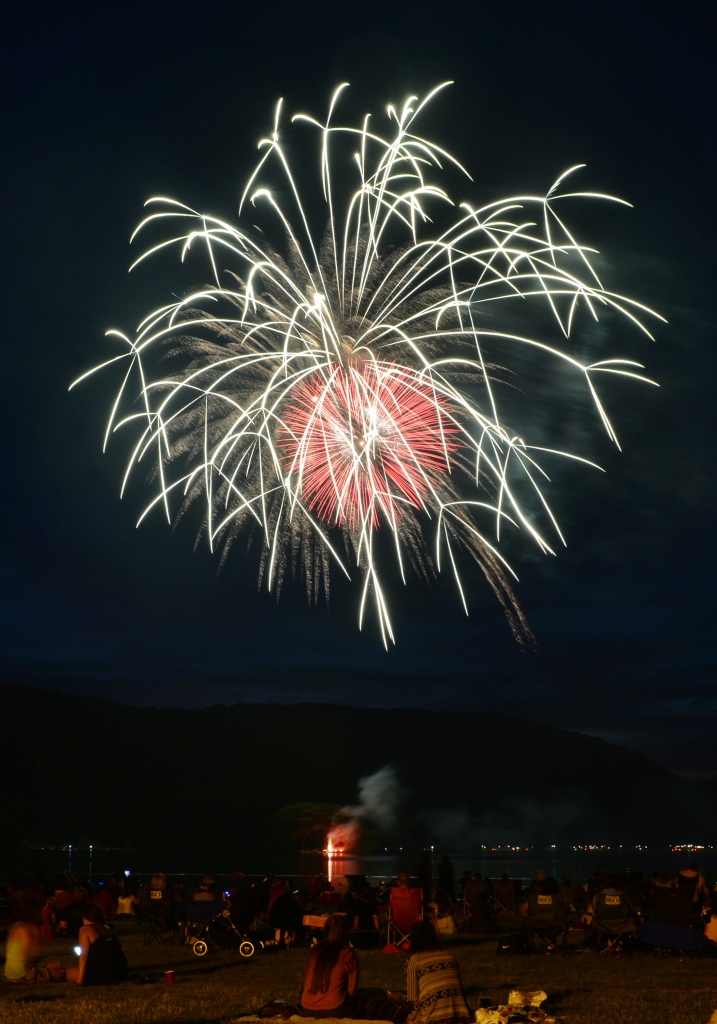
left=12, top=844, right=715, bottom=890
left=288, top=847, right=717, bottom=889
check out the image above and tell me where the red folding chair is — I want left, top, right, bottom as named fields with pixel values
left=386, top=886, right=423, bottom=947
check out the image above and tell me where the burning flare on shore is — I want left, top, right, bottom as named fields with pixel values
left=326, top=820, right=361, bottom=856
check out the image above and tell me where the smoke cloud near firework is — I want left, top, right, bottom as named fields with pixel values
left=327, top=764, right=405, bottom=850
left=421, top=791, right=607, bottom=850
left=328, top=764, right=616, bottom=852
left=73, top=84, right=662, bottom=647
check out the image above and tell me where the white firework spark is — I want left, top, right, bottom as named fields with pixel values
left=72, top=83, right=662, bottom=647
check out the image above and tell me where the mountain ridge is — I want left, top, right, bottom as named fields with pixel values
left=1, top=682, right=713, bottom=872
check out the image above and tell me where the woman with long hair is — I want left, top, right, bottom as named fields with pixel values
left=300, top=914, right=358, bottom=1017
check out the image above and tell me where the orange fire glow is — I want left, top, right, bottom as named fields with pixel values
left=326, top=819, right=360, bottom=855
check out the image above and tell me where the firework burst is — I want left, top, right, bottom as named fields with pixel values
left=73, top=83, right=662, bottom=647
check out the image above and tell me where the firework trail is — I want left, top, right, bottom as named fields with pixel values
left=72, top=83, right=662, bottom=647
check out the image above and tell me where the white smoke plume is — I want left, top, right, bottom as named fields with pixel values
left=421, top=788, right=602, bottom=849
left=328, top=764, right=404, bottom=849
left=330, top=766, right=602, bottom=852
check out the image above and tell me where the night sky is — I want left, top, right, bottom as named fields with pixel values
left=3, top=2, right=715, bottom=781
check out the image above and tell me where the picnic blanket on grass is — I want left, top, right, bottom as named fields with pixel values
left=234, top=1017, right=396, bottom=1024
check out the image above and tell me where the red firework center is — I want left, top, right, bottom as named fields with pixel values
left=278, top=360, right=461, bottom=530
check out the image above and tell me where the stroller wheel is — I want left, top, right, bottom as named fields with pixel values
left=193, top=939, right=209, bottom=957
left=238, top=940, right=256, bottom=958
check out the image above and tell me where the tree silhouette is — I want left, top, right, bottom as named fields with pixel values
left=275, top=802, right=342, bottom=850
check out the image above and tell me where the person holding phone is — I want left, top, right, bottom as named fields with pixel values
left=65, top=904, right=127, bottom=986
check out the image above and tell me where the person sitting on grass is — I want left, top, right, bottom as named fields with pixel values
left=300, top=913, right=358, bottom=1017
left=4, top=899, right=64, bottom=984
left=270, top=887, right=308, bottom=949
left=404, top=920, right=472, bottom=1024
left=65, top=904, right=128, bottom=986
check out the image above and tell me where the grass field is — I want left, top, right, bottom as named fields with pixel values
left=1, top=920, right=716, bottom=1024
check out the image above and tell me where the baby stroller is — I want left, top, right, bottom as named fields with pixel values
left=186, top=880, right=267, bottom=958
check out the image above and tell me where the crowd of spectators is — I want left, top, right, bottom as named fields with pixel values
left=2, top=858, right=716, bottom=1004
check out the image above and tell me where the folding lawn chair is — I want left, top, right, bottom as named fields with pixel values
left=524, top=893, right=567, bottom=952
left=386, top=886, right=423, bottom=947
left=493, top=876, right=517, bottom=918
left=589, top=893, right=636, bottom=955
left=461, top=878, right=482, bottom=921
left=134, top=901, right=169, bottom=946
left=649, top=889, right=696, bottom=927
left=637, top=889, right=706, bottom=957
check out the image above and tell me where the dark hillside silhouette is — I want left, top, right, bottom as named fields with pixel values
left=0, top=682, right=713, bottom=871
